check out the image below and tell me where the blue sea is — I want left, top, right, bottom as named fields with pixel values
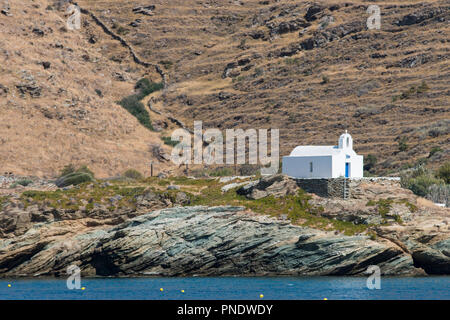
left=0, top=277, right=449, bottom=300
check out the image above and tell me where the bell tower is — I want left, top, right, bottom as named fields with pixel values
left=338, top=130, right=353, bottom=150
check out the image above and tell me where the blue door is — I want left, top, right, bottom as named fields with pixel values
left=345, top=163, right=349, bottom=178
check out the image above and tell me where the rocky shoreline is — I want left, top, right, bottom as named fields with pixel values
left=0, top=174, right=448, bottom=278
left=0, top=204, right=448, bottom=278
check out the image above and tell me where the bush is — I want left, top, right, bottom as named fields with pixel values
left=134, top=79, right=163, bottom=99
left=401, top=167, right=444, bottom=197
left=436, top=162, right=450, bottom=184
left=55, top=172, right=94, bottom=188
left=123, top=169, right=143, bottom=180
left=59, top=164, right=94, bottom=178
left=118, top=79, right=163, bottom=131
left=364, top=154, right=377, bottom=171
left=118, top=95, right=153, bottom=130
left=17, top=179, right=33, bottom=186
left=161, top=136, right=179, bottom=147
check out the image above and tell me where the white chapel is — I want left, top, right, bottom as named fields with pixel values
left=282, top=131, right=363, bottom=179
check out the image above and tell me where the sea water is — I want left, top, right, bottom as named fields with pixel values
left=0, top=277, right=449, bottom=300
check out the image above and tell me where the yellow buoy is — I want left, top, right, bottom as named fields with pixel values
left=323, top=298, right=328, bottom=300
left=181, top=290, right=185, bottom=293
left=260, top=294, right=264, bottom=299
left=7, top=284, right=11, bottom=288
left=160, top=288, right=164, bottom=292
left=81, top=287, right=86, bottom=290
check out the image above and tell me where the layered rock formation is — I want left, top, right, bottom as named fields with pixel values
left=1, top=205, right=445, bottom=278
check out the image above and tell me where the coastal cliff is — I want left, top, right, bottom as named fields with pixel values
left=0, top=175, right=448, bottom=277
left=0, top=205, right=448, bottom=277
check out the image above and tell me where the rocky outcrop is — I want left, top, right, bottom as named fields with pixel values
left=0, top=189, right=190, bottom=238
left=237, top=174, right=299, bottom=199
left=304, top=4, right=324, bottom=22
left=395, top=7, right=446, bottom=26
left=267, top=18, right=310, bottom=37
left=0, top=206, right=425, bottom=277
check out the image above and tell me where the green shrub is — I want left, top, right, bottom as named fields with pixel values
left=59, top=164, right=94, bottom=178
left=123, top=169, right=143, bottom=180
left=364, top=154, right=377, bottom=171
left=161, top=136, right=179, bottom=147
left=134, top=79, right=163, bottom=99
left=118, top=79, right=163, bottom=131
left=377, top=199, right=393, bottom=217
left=436, top=162, right=450, bottom=184
left=16, top=179, right=33, bottom=187
left=401, top=167, right=444, bottom=197
left=55, top=172, right=94, bottom=188
left=119, top=95, right=153, bottom=130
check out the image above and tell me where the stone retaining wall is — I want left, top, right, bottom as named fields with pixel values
left=294, top=178, right=347, bottom=198
left=294, top=177, right=401, bottom=199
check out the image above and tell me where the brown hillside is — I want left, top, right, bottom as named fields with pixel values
left=0, top=0, right=173, bottom=178
left=0, top=0, right=449, bottom=176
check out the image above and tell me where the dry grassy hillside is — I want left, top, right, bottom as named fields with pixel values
left=0, top=0, right=173, bottom=178
left=0, top=0, right=449, bottom=177
left=78, top=0, right=449, bottom=173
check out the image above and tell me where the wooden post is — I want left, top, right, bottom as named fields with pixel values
left=150, top=161, right=153, bottom=177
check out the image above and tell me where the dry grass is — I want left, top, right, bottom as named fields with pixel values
left=0, top=0, right=448, bottom=177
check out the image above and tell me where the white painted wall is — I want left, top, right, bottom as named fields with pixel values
left=282, top=155, right=332, bottom=178
left=351, top=155, right=364, bottom=178
left=331, top=153, right=346, bottom=178
left=331, top=154, right=363, bottom=178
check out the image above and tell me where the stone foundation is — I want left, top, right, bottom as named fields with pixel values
left=294, top=177, right=401, bottom=199
left=294, top=178, right=349, bottom=198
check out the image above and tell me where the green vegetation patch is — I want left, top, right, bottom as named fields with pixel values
left=161, top=136, right=179, bottom=147
left=56, top=172, right=94, bottom=188
left=192, top=184, right=367, bottom=236
left=401, top=165, right=446, bottom=197
left=118, top=78, right=163, bottom=131
left=123, top=169, right=143, bottom=180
